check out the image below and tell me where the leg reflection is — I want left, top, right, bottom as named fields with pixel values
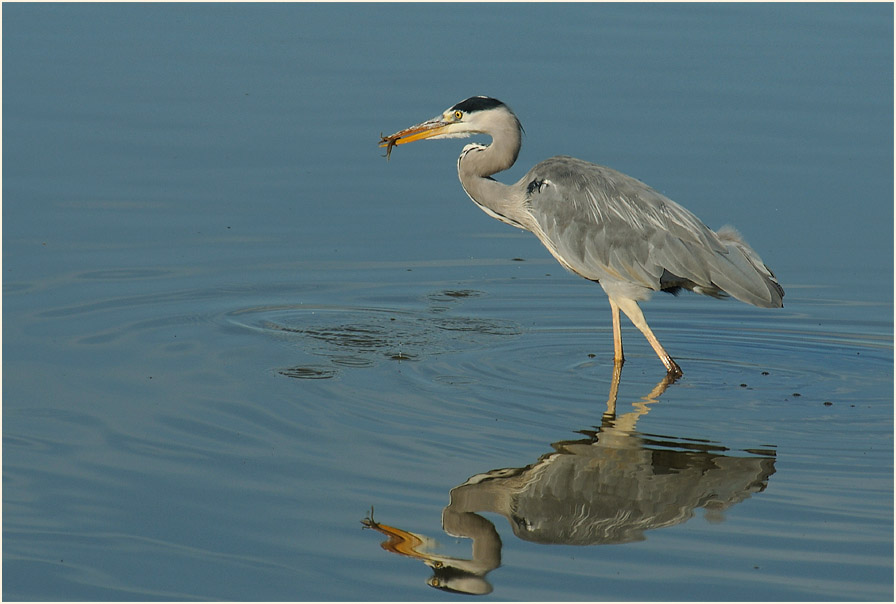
left=603, top=361, right=678, bottom=433
left=361, top=366, right=774, bottom=596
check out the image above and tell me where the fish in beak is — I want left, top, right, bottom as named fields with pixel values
left=379, top=117, right=453, bottom=159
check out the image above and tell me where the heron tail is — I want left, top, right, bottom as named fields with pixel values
left=710, top=226, right=784, bottom=308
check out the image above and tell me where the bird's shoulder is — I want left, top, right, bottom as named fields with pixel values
left=523, top=155, right=661, bottom=204
left=518, top=155, right=727, bottom=282
left=521, top=155, right=705, bottom=235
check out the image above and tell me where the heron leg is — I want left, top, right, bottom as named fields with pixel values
left=605, top=356, right=623, bottom=419
left=613, top=297, right=683, bottom=376
left=609, top=299, right=624, bottom=365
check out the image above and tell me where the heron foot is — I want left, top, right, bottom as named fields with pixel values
left=664, top=357, right=683, bottom=378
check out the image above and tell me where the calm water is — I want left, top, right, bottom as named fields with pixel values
left=3, top=3, right=893, bottom=601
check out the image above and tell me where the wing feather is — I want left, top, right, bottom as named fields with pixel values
left=521, top=156, right=782, bottom=307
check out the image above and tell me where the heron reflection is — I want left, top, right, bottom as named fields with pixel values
left=362, top=370, right=776, bottom=595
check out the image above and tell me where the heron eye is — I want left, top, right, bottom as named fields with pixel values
left=454, top=110, right=463, bottom=120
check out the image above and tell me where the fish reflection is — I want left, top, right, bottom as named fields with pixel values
left=362, top=368, right=776, bottom=595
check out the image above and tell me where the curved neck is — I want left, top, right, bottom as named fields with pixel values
left=457, top=121, right=527, bottom=228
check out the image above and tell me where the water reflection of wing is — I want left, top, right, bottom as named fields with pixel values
left=444, top=372, right=776, bottom=546
left=362, top=370, right=777, bottom=595
left=447, top=433, right=775, bottom=546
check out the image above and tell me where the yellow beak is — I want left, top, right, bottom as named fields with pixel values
left=380, top=119, right=450, bottom=147
left=379, top=118, right=452, bottom=159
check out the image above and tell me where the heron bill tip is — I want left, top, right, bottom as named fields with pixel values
left=379, top=119, right=451, bottom=148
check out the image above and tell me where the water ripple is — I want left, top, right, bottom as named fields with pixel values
left=228, top=298, right=523, bottom=379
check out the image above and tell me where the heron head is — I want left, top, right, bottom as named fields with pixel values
left=379, top=96, right=517, bottom=152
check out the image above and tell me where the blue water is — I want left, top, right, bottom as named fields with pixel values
left=3, top=3, right=892, bottom=600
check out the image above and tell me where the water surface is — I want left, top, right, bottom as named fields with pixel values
left=3, top=3, right=892, bottom=600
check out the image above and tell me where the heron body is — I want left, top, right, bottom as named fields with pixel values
left=380, top=96, right=783, bottom=375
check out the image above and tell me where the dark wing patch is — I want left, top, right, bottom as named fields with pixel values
left=526, top=178, right=548, bottom=195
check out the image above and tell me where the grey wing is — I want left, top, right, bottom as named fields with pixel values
left=520, top=156, right=783, bottom=307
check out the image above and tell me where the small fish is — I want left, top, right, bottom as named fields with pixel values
left=379, top=132, right=400, bottom=160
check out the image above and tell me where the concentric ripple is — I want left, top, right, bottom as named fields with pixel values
left=227, top=292, right=522, bottom=379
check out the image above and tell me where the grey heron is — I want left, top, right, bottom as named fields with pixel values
left=380, top=96, right=784, bottom=376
